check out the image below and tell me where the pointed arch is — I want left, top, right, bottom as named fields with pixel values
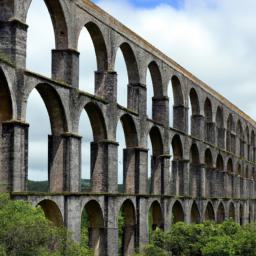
left=81, top=200, right=104, bottom=255
left=118, top=199, right=136, bottom=256
left=37, top=200, right=63, bottom=227
left=226, top=114, right=235, bottom=153
left=205, top=149, right=213, bottom=168
left=148, top=201, right=164, bottom=232
left=189, top=88, right=200, bottom=115
left=227, top=158, right=233, bottom=174
left=216, top=154, right=224, bottom=171
left=190, top=144, right=200, bottom=165
left=236, top=120, right=244, bottom=157
left=205, top=202, right=215, bottom=221
left=191, top=202, right=200, bottom=224
left=189, top=88, right=200, bottom=136
left=204, top=98, right=214, bottom=143
left=204, top=98, right=212, bottom=122
left=172, top=201, right=184, bottom=223
left=217, top=202, right=225, bottom=223
left=171, top=135, right=183, bottom=160
left=237, top=162, right=242, bottom=176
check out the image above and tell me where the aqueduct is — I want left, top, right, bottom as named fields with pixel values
left=0, top=0, right=256, bottom=255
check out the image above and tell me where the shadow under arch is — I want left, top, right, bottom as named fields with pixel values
left=118, top=199, right=136, bottom=256
left=0, top=68, right=13, bottom=122
left=120, top=114, right=138, bottom=147
left=81, top=22, right=108, bottom=72
left=204, top=202, right=215, bottom=221
left=217, top=202, right=225, bottom=223
left=191, top=201, right=200, bottom=224
left=148, top=61, right=163, bottom=98
left=37, top=199, right=63, bottom=227
left=172, top=134, right=183, bottom=160
left=172, top=200, right=184, bottom=224
left=229, top=202, right=235, bottom=220
left=148, top=201, right=164, bottom=234
left=81, top=200, right=104, bottom=256
left=216, top=106, right=224, bottom=148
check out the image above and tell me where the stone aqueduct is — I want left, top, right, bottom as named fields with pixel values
left=0, top=0, right=256, bottom=255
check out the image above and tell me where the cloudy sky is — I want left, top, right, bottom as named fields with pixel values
left=26, top=0, right=256, bottom=183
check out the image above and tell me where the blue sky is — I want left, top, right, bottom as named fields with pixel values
left=93, top=0, right=183, bottom=9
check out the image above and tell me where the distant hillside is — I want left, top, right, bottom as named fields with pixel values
left=28, top=180, right=124, bottom=192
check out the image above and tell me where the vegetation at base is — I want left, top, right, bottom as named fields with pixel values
left=135, top=220, right=256, bottom=256
left=0, top=194, right=92, bottom=256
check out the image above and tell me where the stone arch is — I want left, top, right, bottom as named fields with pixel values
left=227, top=158, right=233, bottom=174
left=204, top=202, right=215, bottom=221
left=171, top=76, right=184, bottom=106
left=236, top=120, right=244, bottom=157
left=26, top=0, right=68, bottom=49
left=229, top=202, right=235, bottom=220
left=81, top=200, right=104, bottom=256
left=216, top=106, right=224, bottom=148
left=226, top=114, right=235, bottom=153
left=120, top=114, right=138, bottom=147
left=79, top=22, right=108, bottom=72
left=251, top=130, right=255, bottom=162
left=116, top=42, right=140, bottom=84
left=205, top=148, right=213, bottom=168
left=171, top=134, right=183, bottom=160
left=191, top=201, right=200, bottom=224
left=216, top=154, right=224, bottom=171
left=216, top=202, right=225, bottom=223
left=147, top=61, right=163, bottom=98
left=27, top=83, right=67, bottom=136
left=0, top=68, right=13, bottom=122
left=83, top=102, right=107, bottom=142
left=37, top=199, right=63, bottom=227
left=189, top=88, right=200, bottom=136
left=190, top=143, right=200, bottom=197
left=245, top=126, right=250, bottom=161
left=237, top=162, right=242, bottom=176
left=172, top=200, right=184, bottom=224
left=148, top=201, right=164, bottom=232
left=204, top=98, right=213, bottom=143
left=118, top=199, right=136, bottom=256
left=148, top=126, right=163, bottom=194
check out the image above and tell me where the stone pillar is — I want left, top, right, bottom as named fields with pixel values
left=91, top=140, right=118, bottom=193
left=62, top=133, right=81, bottom=192
left=216, top=127, right=225, bottom=149
left=134, top=147, right=148, bottom=194
left=95, top=71, right=117, bottom=102
left=128, top=83, right=147, bottom=115
left=52, top=49, right=79, bottom=87
left=123, top=148, right=136, bottom=194
left=1, top=121, right=28, bottom=192
left=151, top=155, right=161, bottom=195
left=200, top=165, right=206, bottom=198
left=152, top=96, right=169, bottom=126
left=161, top=155, right=171, bottom=195
left=173, top=105, right=188, bottom=133
left=191, top=114, right=204, bottom=140
left=171, top=160, right=179, bottom=196
left=205, top=122, right=216, bottom=144
left=179, top=160, right=190, bottom=197
left=234, top=175, right=241, bottom=199
left=224, top=173, right=232, bottom=198
left=0, top=19, right=27, bottom=68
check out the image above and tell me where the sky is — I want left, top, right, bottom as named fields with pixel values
left=26, top=0, right=256, bottom=182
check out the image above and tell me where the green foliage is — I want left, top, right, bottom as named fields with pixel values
left=137, top=219, right=256, bottom=256
left=0, top=194, right=91, bottom=255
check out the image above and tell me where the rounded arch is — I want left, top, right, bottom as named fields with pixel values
left=148, top=201, right=164, bottom=231
left=79, top=22, right=108, bottom=72
left=205, top=148, right=213, bottom=168
left=216, top=154, right=224, bottom=171
left=120, top=114, right=138, bottom=147
left=229, top=202, right=235, bottom=220
left=172, top=201, right=184, bottom=224
left=147, top=61, right=163, bottom=97
left=0, top=68, right=13, bottom=121
left=204, top=202, right=215, bottom=221
left=116, top=42, right=140, bottom=84
left=27, top=83, right=68, bottom=136
left=171, top=134, right=183, bottom=160
left=26, top=0, right=68, bottom=49
left=171, top=76, right=184, bottom=106
left=83, top=102, right=107, bottom=142
left=118, top=199, right=136, bottom=256
left=227, top=158, right=233, bottom=174
left=217, top=202, right=225, bottom=223
left=37, top=199, right=63, bottom=226
left=191, top=202, right=200, bottom=224
left=190, top=143, right=200, bottom=165
left=81, top=200, right=104, bottom=255
left=189, top=88, right=200, bottom=115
